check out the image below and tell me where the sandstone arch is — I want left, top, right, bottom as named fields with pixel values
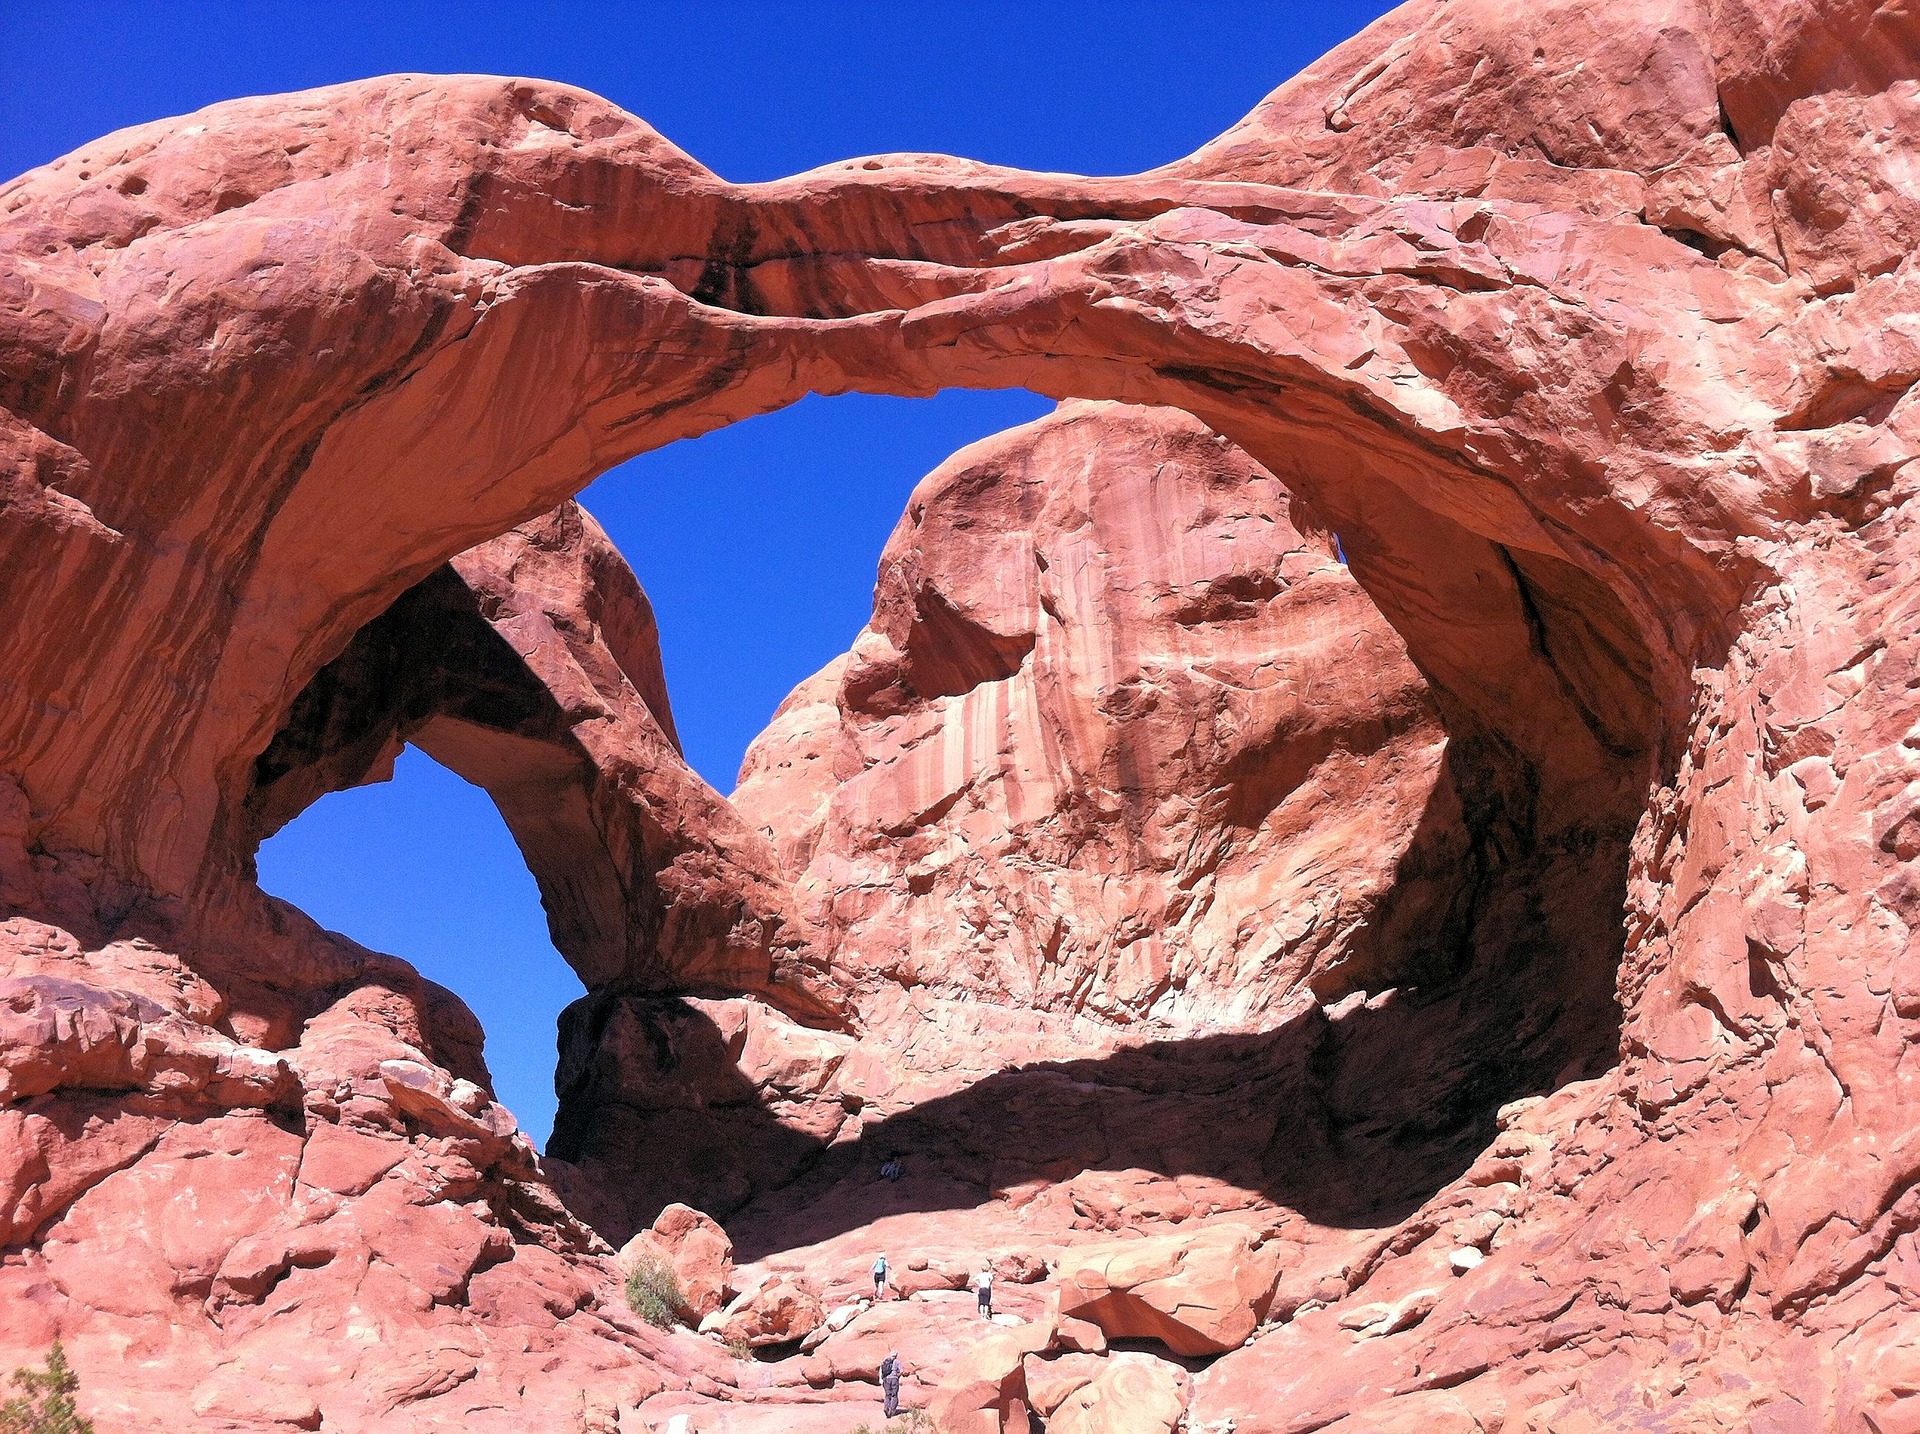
left=243, top=500, right=838, bottom=1020
left=3, top=68, right=1696, bottom=1074
left=5, top=69, right=1709, bottom=906
left=4, top=0, right=1920, bottom=1426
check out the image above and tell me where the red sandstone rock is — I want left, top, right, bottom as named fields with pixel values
left=247, top=500, right=837, bottom=1024
left=0, top=0, right=1919, bottom=1428
left=1021, top=1351, right=1106, bottom=1419
left=1053, top=1224, right=1280, bottom=1357
left=1046, top=1353, right=1189, bottom=1434
left=735, top=400, right=1448, bottom=1032
left=619, top=1203, right=734, bottom=1321
left=924, top=1316, right=1056, bottom=1434
left=714, top=1271, right=826, bottom=1349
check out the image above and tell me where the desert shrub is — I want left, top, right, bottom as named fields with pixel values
left=726, top=1336, right=754, bottom=1361
left=856, top=1411, right=929, bottom=1434
left=0, top=1343, right=94, bottom=1434
left=625, top=1256, right=685, bottom=1330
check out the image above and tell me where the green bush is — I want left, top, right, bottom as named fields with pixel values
left=625, top=1256, right=685, bottom=1331
left=0, top=1343, right=93, bottom=1434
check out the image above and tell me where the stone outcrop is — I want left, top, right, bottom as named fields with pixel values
left=247, top=500, right=837, bottom=1020
left=926, top=1317, right=1057, bottom=1434
left=735, top=399, right=1453, bottom=1030
left=0, top=902, right=726, bottom=1432
left=1046, top=1353, right=1189, bottom=1434
left=550, top=399, right=1487, bottom=1255
left=711, top=1271, right=825, bottom=1350
left=618, top=1202, right=734, bottom=1321
left=1, top=0, right=1919, bottom=1429
left=1053, top=1223, right=1281, bottom=1356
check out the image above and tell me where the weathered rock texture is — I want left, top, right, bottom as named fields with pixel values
left=2, top=0, right=1920, bottom=1427
left=247, top=499, right=835, bottom=1019
left=735, top=399, right=1452, bottom=1030
left=558, top=400, right=1515, bottom=1243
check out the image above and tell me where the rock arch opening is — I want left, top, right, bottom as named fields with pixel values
left=238, top=381, right=1662, bottom=1246
left=239, top=502, right=833, bottom=1021
left=255, top=744, right=586, bottom=1147
left=128, top=87, right=1700, bottom=1244
left=575, top=386, right=1058, bottom=790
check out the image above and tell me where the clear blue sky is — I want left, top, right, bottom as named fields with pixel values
left=7, top=2, right=1399, bottom=1146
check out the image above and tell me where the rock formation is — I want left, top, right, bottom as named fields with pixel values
left=247, top=499, right=837, bottom=1021
left=735, top=399, right=1451, bottom=1030
left=560, top=400, right=1500, bottom=1242
left=1, top=0, right=1919, bottom=1427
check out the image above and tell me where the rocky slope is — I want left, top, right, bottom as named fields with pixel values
left=2, top=0, right=1920, bottom=1428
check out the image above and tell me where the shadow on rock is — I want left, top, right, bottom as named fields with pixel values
left=548, top=947, right=1615, bottom=1261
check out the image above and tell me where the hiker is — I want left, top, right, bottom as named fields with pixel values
left=872, top=1252, right=890, bottom=1300
left=881, top=1154, right=904, bottom=1182
left=974, top=1264, right=993, bottom=1319
left=880, top=1349, right=903, bottom=1418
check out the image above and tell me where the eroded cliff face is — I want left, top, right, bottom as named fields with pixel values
left=735, top=400, right=1453, bottom=1031
left=3, top=0, right=1920, bottom=1427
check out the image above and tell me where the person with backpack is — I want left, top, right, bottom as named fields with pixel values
left=880, top=1349, right=904, bottom=1417
left=872, top=1252, right=890, bottom=1300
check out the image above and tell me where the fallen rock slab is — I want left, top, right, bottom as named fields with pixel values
left=1055, top=1224, right=1280, bottom=1356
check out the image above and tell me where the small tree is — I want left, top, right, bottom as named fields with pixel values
left=0, top=1343, right=94, bottom=1434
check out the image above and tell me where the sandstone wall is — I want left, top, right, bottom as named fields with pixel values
left=734, top=399, right=1453, bottom=1031
left=1, top=0, right=1919, bottom=1426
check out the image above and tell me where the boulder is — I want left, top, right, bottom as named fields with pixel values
left=734, top=402, right=1446, bottom=1034
left=715, top=1273, right=826, bottom=1349
left=619, top=1203, right=734, bottom=1320
left=1022, top=1352, right=1107, bottom=1418
left=1047, top=1353, right=1189, bottom=1434
left=925, top=1317, right=1056, bottom=1434
left=1055, top=1224, right=1280, bottom=1356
